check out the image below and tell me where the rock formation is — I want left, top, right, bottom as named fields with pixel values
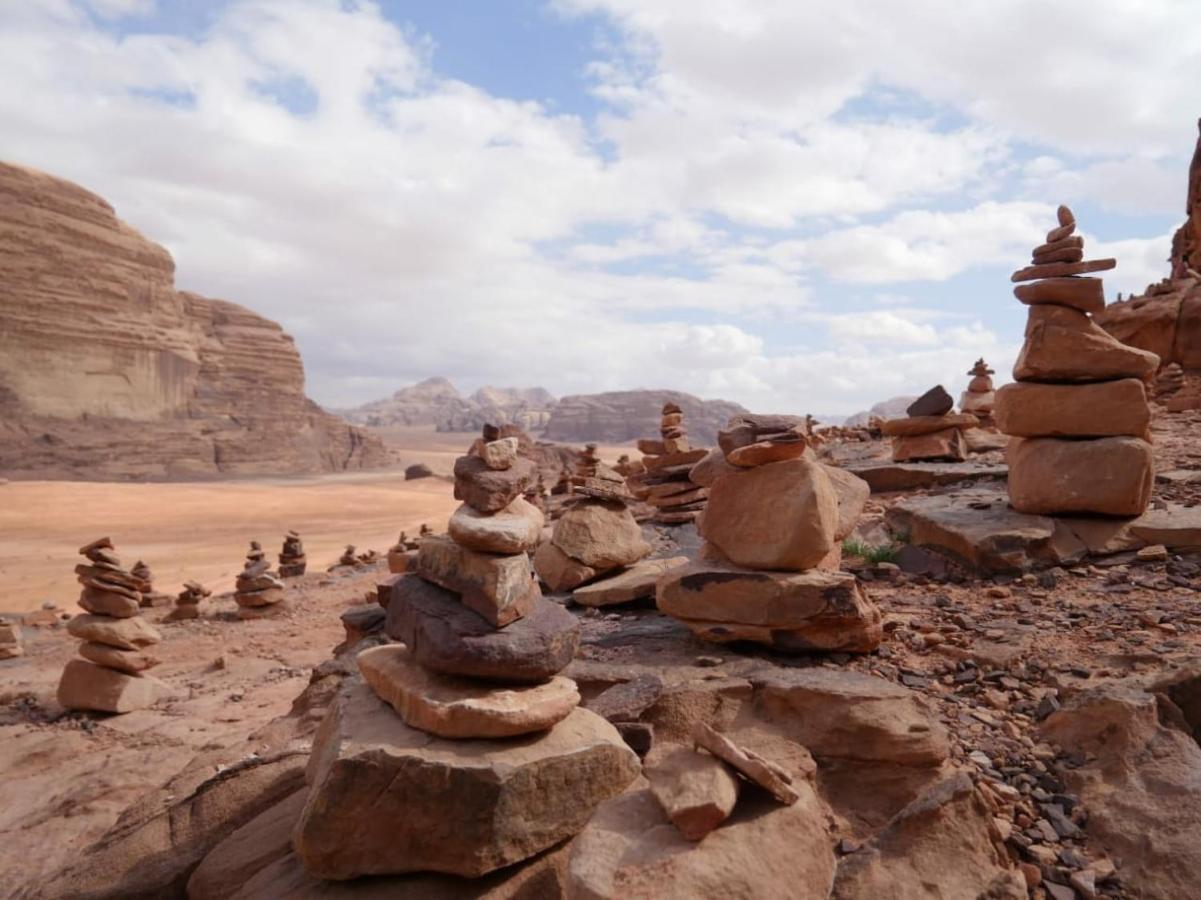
left=168, top=580, right=211, bottom=621
left=960, top=359, right=996, bottom=424
left=627, top=403, right=711, bottom=525
left=997, top=205, right=1158, bottom=517
left=293, top=435, right=638, bottom=880
left=57, top=537, right=170, bottom=712
left=277, top=531, right=306, bottom=577
left=879, top=386, right=978, bottom=462
left=544, top=390, right=749, bottom=446
left=130, top=559, right=173, bottom=608
left=341, top=377, right=556, bottom=432
left=0, top=162, right=389, bottom=479
left=657, top=421, right=881, bottom=652
left=234, top=541, right=287, bottom=620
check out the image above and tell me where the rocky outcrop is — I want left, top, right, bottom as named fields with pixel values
left=0, top=162, right=389, bottom=479
left=342, top=378, right=556, bottom=432
left=543, top=390, right=747, bottom=445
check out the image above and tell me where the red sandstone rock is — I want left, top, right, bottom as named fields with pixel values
left=1007, top=436, right=1154, bottom=516
left=994, top=379, right=1150, bottom=438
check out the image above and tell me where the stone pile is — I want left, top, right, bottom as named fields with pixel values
left=293, top=436, right=639, bottom=880
left=0, top=618, right=22, bottom=659
left=234, top=541, right=287, bottom=619
left=386, top=530, right=419, bottom=573
left=130, top=559, right=172, bottom=608
left=167, top=580, right=211, bottom=621
left=277, top=530, right=306, bottom=577
left=880, top=385, right=979, bottom=462
left=337, top=544, right=359, bottom=567
left=57, top=537, right=170, bottom=713
left=960, top=358, right=997, bottom=425
left=997, top=205, right=1160, bottom=516
left=573, top=442, right=601, bottom=485
left=628, top=403, right=711, bottom=525
left=656, top=423, right=882, bottom=652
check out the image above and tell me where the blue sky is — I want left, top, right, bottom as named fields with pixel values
left=0, top=0, right=1195, bottom=417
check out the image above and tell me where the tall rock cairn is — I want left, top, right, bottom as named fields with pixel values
left=291, top=432, right=639, bottom=880
left=960, top=359, right=997, bottom=425
left=234, top=540, right=287, bottom=619
left=57, top=537, right=170, bottom=713
left=656, top=420, right=882, bottom=652
left=628, top=403, right=711, bottom=525
left=277, top=530, right=307, bottom=577
left=996, top=205, right=1160, bottom=516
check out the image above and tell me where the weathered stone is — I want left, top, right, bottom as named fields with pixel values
left=1011, top=258, right=1116, bottom=282
left=700, top=458, right=838, bottom=571
left=56, top=659, right=172, bottom=713
left=416, top=536, right=540, bottom=627
left=1008, top=436, right=1154, bottom=516
left=845, top=461, right=1007, bottom=493
left=890, top=428, right=966, bottom=463
left=693, top=723, right=799, bottom=804
left=387, top=547, right=418, bottom=574
left=78, top=585, right=141, bottom=618
left=1129, top=504, right=1201, bottom=550
left=532, top=541, right=598, bottom=593
left=66, top=613, right=161, bottom=650
left=995, top=378, right=1150, bottom=438
left=357, top=645, right=580, bottom=739
left=447, top=498, right=544, bottom=554
left=822, top=464, right=869, bottom=542
left=385, top=575, right=579, bottom=682
left=688, top=447, right=739, bottom=487
left=571, top=556, right=689, bottom=607
left=551, top=500, right=651, bottom=570
left=726, top=436, right=806, bottom=467
left=481, top=437, right=519, bottom=470
left=292, top=682, right=639, bottom=880
left=586, top=674, right=664, bottom=723
left=647, top=745, right=739, bottom=840
left=1015, top=304, right=1160, bottom=383
left=78, top=641, right=160, bottom=674
left=453, top=454, right=537, bottom=513
left=905, top=386, right=953, bottom=417
left=879, top=413, right=978, bottom=437
left=656, top=564, right=882, bottom=653
left=234, top=586, right=284, bottom=608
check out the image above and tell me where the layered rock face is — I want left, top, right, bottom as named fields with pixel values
left=543, top=390, right=748, bottom=446
left=342, top=377, right=556, bottom=432
left=0, top=162, right=388, bottom=478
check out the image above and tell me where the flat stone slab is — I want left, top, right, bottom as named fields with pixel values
left=572, top=556, right=689, bottom=607
left=357, top=645, right=580, bottom=739
left=846, top=461, right=1007, bottom=493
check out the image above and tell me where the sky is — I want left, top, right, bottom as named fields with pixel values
left=0, top=0, right=1197, bottom=418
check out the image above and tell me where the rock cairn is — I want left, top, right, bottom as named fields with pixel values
left=628, top=403, right=711, bottom=525
left=277, top=530, right=307, bottom=577
left=656, top=421, right=882, bottom=652
left=386, top=530, right=419, bottom=574
left=57, top=537, right=170, bottom=713
left=168, top=580, right=211, bottom=621
left=337, top=544, right=359, bottom=567
left=234, top=541, right=286, bottom=619
left=880, top=385, right=979, bottom=462
left=130, top=559, right=173, bottom=608
left=292, top=436, right=639, bottom=881
left=0, top=618, right=22, bottom=659
left=960, top=359, right=997, bottom=425
left=996, top=205, right=1159, bottom=516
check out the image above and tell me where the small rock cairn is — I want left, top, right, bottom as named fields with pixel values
left=0, top=618, right=22, bottom=659
left=290, top=435, right=638, bottom=879
left=57, top=537, right=169, bottom=712
left=960, top=358, right=997, bottom=425
left=996, top=204, right=1159, bottom=515
left=386, top=530, right=419, bottom=573
left=880, top=385, right=979, bottom=462
left=656, top=422, right=882, bottom=652
left=278, top=530, right=307, bottom=577
left=234, top=540, right=286, bottom=619
left=629, top=403, right=711, bottom=525
left=131, top=559, right=173, bottom=608
left=168, top=580, right=211, bottom=621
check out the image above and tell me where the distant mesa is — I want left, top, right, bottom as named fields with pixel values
left=0, top=161, right=389, bottom=479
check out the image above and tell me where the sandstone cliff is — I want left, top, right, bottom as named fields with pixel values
left=342, top=378, right=556, bottom=432
left=0, top=162, right=389, bottom=479
left=543, top=390, right=747, bottom=445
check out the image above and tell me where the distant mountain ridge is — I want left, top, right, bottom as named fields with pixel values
left=340, top=377, right=556, bottom=432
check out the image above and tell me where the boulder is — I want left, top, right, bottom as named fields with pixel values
left=905, top=386, right=953, bottom=417
left=821, top=464, right=869, bottom=541
left=699, top=458, right=838, bottom=571
left=1008, top=435, right=1154, bottom=516
left=890, top=428, right=966, bottom=463
left=656, top=564, right=882, bottom=653
left=551, top=500, right=651, bottom=570
left=415, top=536, right=540, bottom=627
left=995, top=378, right=1149, bottom=438
left=1015, top=304, right=1160, bottom=383
left=688, top=447, right=740, bottom=487
left=453, top=455, right=537, bottom=513
left=357, top=645, right=579, bottom=739
left=292, top=682, right=639, bottom=880
left=646, top=745, right=739, bottom=841
left=385, top=575, right=578, bottom=682
left=405, top=463, right=435, bottom=480
left=571, top=556, right=689, bottom=607
left=532, top=540, right=599, bottom=593
left=447, top=498, right=544, bottom=554
left=66, top=613, right=161, bottom=650
left=56, top=659, right=172, bottom=713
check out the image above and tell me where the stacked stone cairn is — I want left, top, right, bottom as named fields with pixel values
left=337, top=544, right=359, bottom=567
left=167, top=580, right=211, bottom=621
left=880, top=385, right=979, bottom=462
left=57, top=537, right=170, bottom=713
left=234, top=541, right=286, bottom=619
left=960, top=358, right=997, bottom=426
left=996, top=204, right=1160, bottom=516
left=386, top=530, right=419, bottom=574
left=656, top=421, right=882, bottom=652
left=628, top=403, right=711, bottom=525
left=0, top=617, right=22, bottom=659
left=291, top=436, right=639, bottom=881
left=131, top=559, right=173, bottom=608
left=278, top=530, right=307, bottom=576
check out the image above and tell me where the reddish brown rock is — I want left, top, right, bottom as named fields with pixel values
left=890, top=428, right=967, bottom=463
left=646, top=745, right=740, bottom=841
left=532, top=541, right=598, bottom=593
left=78, top=641, right=160, bottom=675
left=56, top=659, right=172, bottom=713
left=550, top=500, right=651, bottom=570
left=1011, top=258, right=1116, bottom=282
left=453, top=455, right=538, bottom=513
left=994, top=379, right=1150, bottom=437
left=415, top=536, right=540, bottom=627
left=1016, top=304, right=1160, bottom=383
left=1008, top=436, right=1154, bottom=516
left=905, top=385, right=953, bottom=417
left=879, top=414, right=978, bottom=437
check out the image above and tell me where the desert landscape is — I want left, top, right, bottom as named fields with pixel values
left=4, top=4, right=1201, bottom=900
